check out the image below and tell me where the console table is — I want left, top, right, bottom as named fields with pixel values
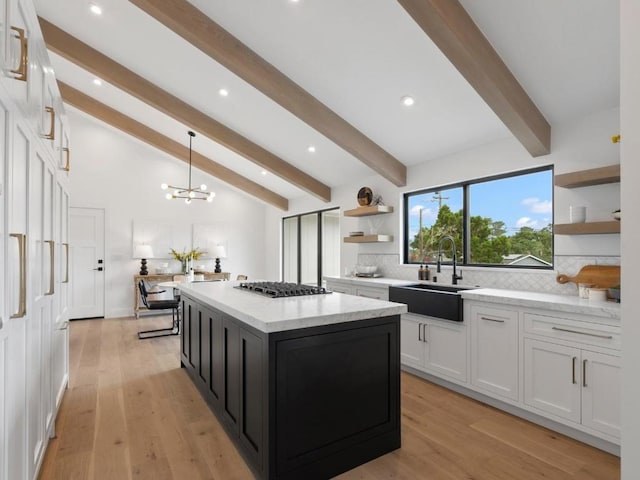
left=134, top=272, right=230, bottom=317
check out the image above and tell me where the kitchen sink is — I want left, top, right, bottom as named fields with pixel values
left=388, top=283, right=476, bottom=322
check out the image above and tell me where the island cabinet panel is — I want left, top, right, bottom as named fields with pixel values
left=272, top=322, right=399, bottom=480
left=180, top=293, right=401, bottom=480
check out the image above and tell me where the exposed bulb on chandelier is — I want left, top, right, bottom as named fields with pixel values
left=189, top=191, right=196, bottom=198
left=200, top=184, right=207, bottom=191
left=165, top=193, right=172, bottom=200
left=185, top=198, right=191, bottom=204
left=161, top=183, right=168, bottom=190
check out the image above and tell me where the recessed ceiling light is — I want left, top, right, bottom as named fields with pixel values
left=307, top=146, right=316, bottom=153
left=89, top=3, right=103, bottom=15
left=401, top=95, right=415, bottom=107
left=218, top=88, right=229, bottom=97
left=93, top=78, right=102, bottom=86
left=290, top=0, right=300, bottom=3
left=261, top=170, right=267, bottom=176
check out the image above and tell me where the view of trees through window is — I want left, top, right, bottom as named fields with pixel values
left=405, top=167, right=553, bottom=268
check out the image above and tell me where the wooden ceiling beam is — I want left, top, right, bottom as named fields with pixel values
left=128, top=0, right=407, bottom=187
left=398, top=0, right=551, bottom=157
left=58, top=82, right=289, bottom=211
left=39, top=17, right=329, bottom=202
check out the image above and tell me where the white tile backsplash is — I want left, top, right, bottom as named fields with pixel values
left=357, top=253, right=620, bottom=296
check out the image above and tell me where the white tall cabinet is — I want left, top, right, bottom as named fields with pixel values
left=1, top=1, right=71, bottom=479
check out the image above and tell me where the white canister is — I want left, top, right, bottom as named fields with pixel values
left=588, top=287, right=608, bottom=302
left=569, top=206, right=587, bottom=223
left=578, top=283, right=593, bottom=299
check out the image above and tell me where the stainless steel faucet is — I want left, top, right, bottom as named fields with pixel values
left=436, top=235, right=463, bottom=285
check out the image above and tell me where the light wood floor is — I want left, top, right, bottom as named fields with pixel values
left=38, top=316, right=620, bottom=480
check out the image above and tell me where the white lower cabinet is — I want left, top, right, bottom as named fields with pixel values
left=325, top=279, right=353, bottom=295
left=524, top=338, right=620, bottom=438
left=469, top=304, right=519, bottom=401
left=400, top=313, right=467, bottom=382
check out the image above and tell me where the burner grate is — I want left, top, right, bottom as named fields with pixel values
left=236, top=281, right=331, bottom=298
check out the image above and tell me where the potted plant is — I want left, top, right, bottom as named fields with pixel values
left=608, top=284, right=621, bottom=303
left=170, top=247, right=206, bottom=273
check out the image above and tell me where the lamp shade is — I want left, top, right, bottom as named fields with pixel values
left=214, top=245, right=227, bottom=259
left=133, top=244, right=154, bottom=259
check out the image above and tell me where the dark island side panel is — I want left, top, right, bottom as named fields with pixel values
left=181, top=293, right=400, bottom=480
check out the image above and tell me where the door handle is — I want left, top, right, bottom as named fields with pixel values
left=44, top=106, right=55, bottom=140
left=10, top=26, right=28, bottom=82
left=63, top=243, right=70, bottom=283
left=10, top=233, right=27, bottom=318
left=45, top=240, right=55, bottom=295
left=93, top=267, right=103, bottom=271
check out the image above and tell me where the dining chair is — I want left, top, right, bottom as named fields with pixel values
left=137, top=280, right=180, bottom=339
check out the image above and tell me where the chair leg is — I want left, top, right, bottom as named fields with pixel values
left=138, top=308, right=180, bottom=339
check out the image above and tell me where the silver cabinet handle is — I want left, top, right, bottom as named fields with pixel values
left=583, top=359, right=588, bottom=387
left=418, top=323, right=422, bottom=341
left=45, top=240, right=55, bottom=295
left=480, top=316, right=505, bottom=323
left=10, top=233, right=27, bottom=318
left=572, top=356, right=577, bottom=384
left=63, top=243, right=70, bottom=283
left=552, top=326, right=613, bottom=339
left=422, top=323, right=427, bottom=343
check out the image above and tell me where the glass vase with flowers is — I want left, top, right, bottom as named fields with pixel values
left=170, top=247, right=206, bottom=274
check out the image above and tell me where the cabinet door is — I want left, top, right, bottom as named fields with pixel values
left=3, top=0, right=30, bottom=108
left=238, top=327, right=264, bottom=468
left=222, top=317, right=240, bottom=432
left=470, top=305, right=519, bottom=401
left=425, top=320, right=467, bottom=382
left=523, top=338, right=581, bottom=423
left=400, top=316, right=425, bottom=368
left=581, top=350, right=620, bottom=438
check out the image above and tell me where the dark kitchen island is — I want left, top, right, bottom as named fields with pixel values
left=177, top=281, right=406, bottom=480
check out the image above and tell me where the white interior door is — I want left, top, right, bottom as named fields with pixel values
left=69, top=207, right=105, bottom=319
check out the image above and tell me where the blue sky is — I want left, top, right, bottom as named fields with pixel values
left=407, top=170, right=553, bottom=239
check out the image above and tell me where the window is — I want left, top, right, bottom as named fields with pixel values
left=282, top=208, right=340, bottom=285
left=404, top=166, right=553, bottom=268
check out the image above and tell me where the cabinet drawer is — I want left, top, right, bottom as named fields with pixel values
left=523, top=313, right=620, bottom=350
left=355, top=286, right=388, bottom=301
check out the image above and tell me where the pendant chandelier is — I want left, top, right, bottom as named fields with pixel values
left=161, top=130, right=215, bottom=204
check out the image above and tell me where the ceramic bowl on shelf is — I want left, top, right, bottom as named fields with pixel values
left=355, top=265, right=377, bottom=275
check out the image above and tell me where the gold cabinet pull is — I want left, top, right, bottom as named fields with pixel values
left=10, top=233, right=27, bottom=318
left=62, top=147, right=70, bottom=171
left=63, top=243, right=70, bottom=283
left=44, top=106, right=55, bottom=140
left=45, top=240, right=55, bottom=295
left=10, top=26, right=28, bottom=82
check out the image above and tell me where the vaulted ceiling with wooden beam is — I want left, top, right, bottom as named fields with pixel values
left=34, top=0, right=619, bottom=208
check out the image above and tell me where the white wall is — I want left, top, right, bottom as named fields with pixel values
left=621, top=0, right=640, bottom=476
left=66, top=108, right=269, bottom=317
left=265, top=107, right=621, bottom=281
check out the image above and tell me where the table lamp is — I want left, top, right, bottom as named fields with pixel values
left=214, top=245, right=226, bottom=273
left=134, top=244, right=154, bottom=275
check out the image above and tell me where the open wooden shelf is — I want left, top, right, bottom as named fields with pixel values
left=554, top=221, right=620, bottom=235
left=343, top=205, right=394, bottom=217
left=344, top=234, right=394, bottom=243
left=554, top=164, right=620, bottom=188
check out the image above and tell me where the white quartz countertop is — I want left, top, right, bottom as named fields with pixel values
left=461, top=288, right=621, bottom=321
left=177, top=281, right=407, bottom=333
left=325, top=276, right=620, bottom=322
left=324, top=275, right=417, bottom=288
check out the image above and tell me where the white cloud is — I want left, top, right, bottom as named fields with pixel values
left=409, top=205, right=434, bottom=218
left=516, top=217, right=540, bottom=229
left=522, top=197, right=552, bottom=214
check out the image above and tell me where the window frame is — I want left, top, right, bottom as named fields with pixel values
left=281, top=207, right=340, bottom=285
left=403, top=165, right=554, bottom=269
